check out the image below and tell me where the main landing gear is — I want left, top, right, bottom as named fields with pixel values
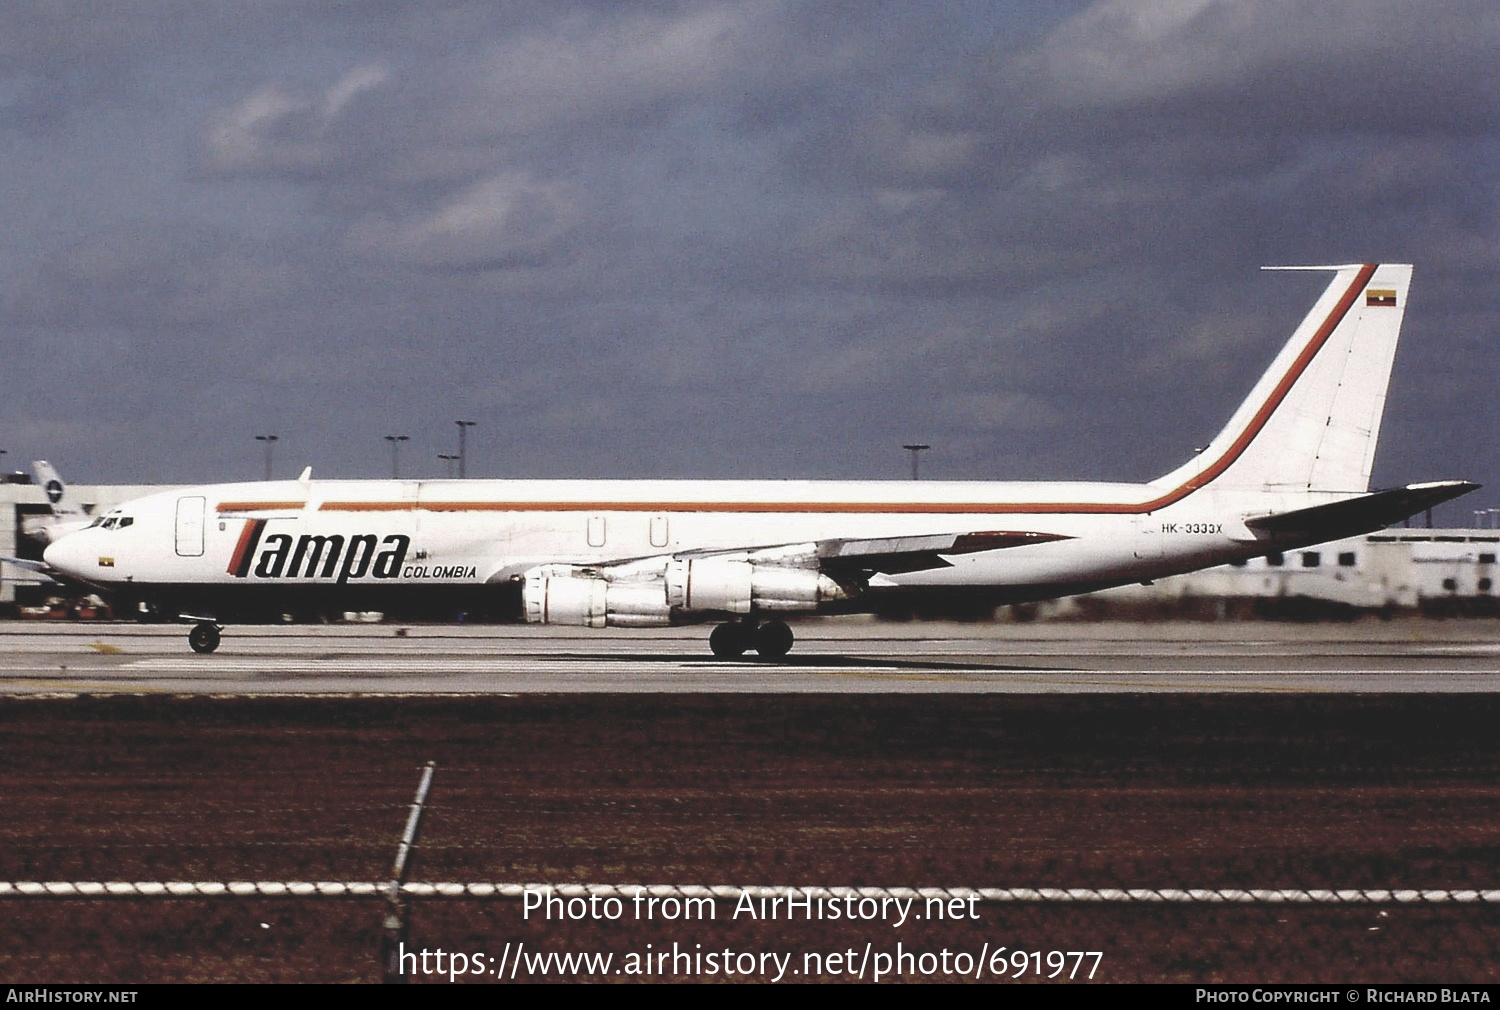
left=188, top=621, right=222, bottom=654
left=709, top=618, right=794, bottom=660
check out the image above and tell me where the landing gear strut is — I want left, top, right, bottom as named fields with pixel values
left=188, top=621, right=222, bottom=654
left=709, top=619, right=795, bottom=660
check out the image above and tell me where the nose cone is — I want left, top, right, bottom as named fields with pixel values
left=43, top=534, right=93, bottom=580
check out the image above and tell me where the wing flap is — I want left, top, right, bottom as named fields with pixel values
left=818, top=530, right=1071, bottom=576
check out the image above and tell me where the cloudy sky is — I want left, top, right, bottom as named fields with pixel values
left=2, top=1, right=1496, bottom=517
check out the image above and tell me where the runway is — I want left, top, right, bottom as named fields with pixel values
left=2, top=617, right=1498, bottom=694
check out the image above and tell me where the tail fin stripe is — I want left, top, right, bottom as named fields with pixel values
left=1170, top=263, right=1376, bottom=498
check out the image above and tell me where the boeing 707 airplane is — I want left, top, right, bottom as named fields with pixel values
left=43, top=263, right=1476, bottom=655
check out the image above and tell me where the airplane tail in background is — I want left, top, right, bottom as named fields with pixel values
left=33, top=460, right=82, bottom=520
left=1152, top=263, right=1411, bottom=496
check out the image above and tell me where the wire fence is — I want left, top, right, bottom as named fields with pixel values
left=5, top=881, right=1498, bottom=903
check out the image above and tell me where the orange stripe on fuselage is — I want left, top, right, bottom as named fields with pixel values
left=318, top=499, right=1122, bottom=514
left=217, top=501, right=308, bottom=512
left=215, top=266, right=1375, bottom=520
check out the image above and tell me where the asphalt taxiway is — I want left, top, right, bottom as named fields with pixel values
left=2, top=617, right=1497, bottom=694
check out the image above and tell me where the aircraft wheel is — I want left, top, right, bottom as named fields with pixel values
left=754, top=620, right=794, bottom=659
left=709, top=622, right=749, bottom=658
left=188, top=622, right=221, bottom=655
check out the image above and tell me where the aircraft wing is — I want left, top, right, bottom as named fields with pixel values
left=535, top=529, right=1074, bottom=585
left=1243, top=480, right=1480, bottom=543
left=816, top=530, right=1071, bottom=576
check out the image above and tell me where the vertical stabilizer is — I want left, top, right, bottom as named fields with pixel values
left=32, top=461, right=83, bottom=520
left=1152, top=263, right=1410, bottom=496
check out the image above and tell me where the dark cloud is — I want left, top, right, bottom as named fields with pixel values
left=0, top=0, right=1493, bottom=522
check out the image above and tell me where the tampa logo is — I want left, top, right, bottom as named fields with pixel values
left=228, top=520, right=410, bottom=582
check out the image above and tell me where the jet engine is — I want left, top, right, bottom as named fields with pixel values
left=521, top=566, right=671, bottom=628
left=664, top=558, right=845, bottom=612
left=522, top=558, right=848, bottom=627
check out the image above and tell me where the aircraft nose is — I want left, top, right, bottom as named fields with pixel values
left=43, top=535, right=89, bottom=578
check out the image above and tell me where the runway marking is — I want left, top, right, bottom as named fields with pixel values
left=101, top=658, right=1500, bottom=677
left=0, top=682, right=156, bottom=695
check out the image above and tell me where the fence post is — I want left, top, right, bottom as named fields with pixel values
left=381, top=761, right=436, bottom=983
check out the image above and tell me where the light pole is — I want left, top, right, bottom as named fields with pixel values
left=455, top=420, right=475, bottom=478
left=254, top=435, right=278, bottom=481
left=438, top=453, right=459, bottom=478
left=902, top=443, right=930, bottom=481
left=385, top=435, right=409, bottom=478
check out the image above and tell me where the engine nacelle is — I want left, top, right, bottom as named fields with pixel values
left=524, top=559, right=848, bottom=627
left=522, top=566, right=672, bottom=628
left=665, top=558, right=845, bottom=613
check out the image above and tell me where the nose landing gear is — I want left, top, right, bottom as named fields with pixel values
left=709, top=618, right=794, bottom=660
left=188, top=621, right=222, bottom=654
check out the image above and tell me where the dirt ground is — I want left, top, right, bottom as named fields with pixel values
left=2, top=694, right=1498, bottom=983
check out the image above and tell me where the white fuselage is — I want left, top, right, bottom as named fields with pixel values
left=42, top=475, right=1329, bottom=614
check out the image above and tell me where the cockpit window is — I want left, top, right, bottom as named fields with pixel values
left=103, top=517, right=118, bottom=529
left=118, top=517, right=133, bottom=528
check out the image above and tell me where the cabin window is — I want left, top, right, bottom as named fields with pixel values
left=1265, top=552, right=1285, bottom=567
left=1442, top=578, right=1458, bottom=592
left=1338, top=552, right=1357, bottom=567
left=1301, top=552, right=1320, bottom=568
left=1480, top=553, right=1497, bottom=565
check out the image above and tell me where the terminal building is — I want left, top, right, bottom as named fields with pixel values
left=2, top=476, right=1495, bottom=621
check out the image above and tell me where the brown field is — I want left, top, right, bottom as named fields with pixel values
left=2, top=695, right=1498, bottom=983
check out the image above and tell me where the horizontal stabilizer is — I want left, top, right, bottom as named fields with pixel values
left=1243, top=481, right=1480, bottom=543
